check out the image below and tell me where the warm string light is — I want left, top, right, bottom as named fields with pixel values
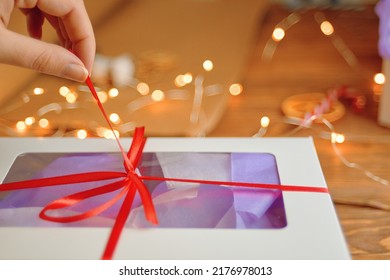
left=96, top=127, right=106, bottom=138
left=59, top=86, right=70, bottom=96
left=314, top=12, right=358, bottom=68
left=331, top=132, right=345, bottom=144
left=174, top=75, right=187, bottom=87
left=76, top=129, right=88, bottom=139
left=261, top=116, right=270, bottom=128
left=33, top=87, right=44, bottom=95
left=253, top=113, right=388, bottom=187
left=136, top=82, right=150, bottom=95
left=189, top=75, right=205, bottom=129
left=253, top=116, right=270, bottom=137
left=374, top=73, right=385, bottom=85
left=272, top=27, right=285, bottom=41
left=262, top=10, right=360, bottom=70
left=372, top=72, right=385, bottom=102
left=262, top=12, right=301, bottom=61
left=188, top=60, right=215, bottom=135
left=1, top=59, right=244, bottom=138
left=38, top=118, right=49, bottom=128
left=183, top=73, right=193, bottom=84
left=174, top=72, right=194, bottom=88
left=65, top=91, right=78, bottom=103
left=97, top=90, right=108, bottom=104
left=203, top=60, right=214, bottom=71
left=24, top=117, right=35, bottom=126
left=108, top=88, right=119, bottom=98
left=229, top=83, right=243, bottom=96
left=171, top=60, right=243, bottom=135
left=375, top=74, right=387, bottom=110
left=151, top=90, right=165, bottom=102
left=109, top=113, right=121, bottom=124
left=16, top=121, right=26, bottom=132
left=319, top=20, right=334, bottom=36
left=103, top=129, right=120, bottom=140
left=321, top=118, right=388, bottom=186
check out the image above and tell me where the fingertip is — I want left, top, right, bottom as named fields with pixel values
left=61, top=63, right=89, bottom=82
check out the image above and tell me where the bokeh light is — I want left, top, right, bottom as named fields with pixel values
left=272, top=27, right=285, bottom=41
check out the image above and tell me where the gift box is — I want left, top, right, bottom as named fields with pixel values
left=0, top=136, right=350, bottom=259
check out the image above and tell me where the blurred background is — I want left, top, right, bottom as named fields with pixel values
left=0, top=0, right=386, bottom=138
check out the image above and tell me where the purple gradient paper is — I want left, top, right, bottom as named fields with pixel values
left=0, top=152, right=287, bottom=229
left=376, top=0, right=390, bottom=59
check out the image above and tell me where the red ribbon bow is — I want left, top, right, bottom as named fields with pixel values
left=0, top=126, right=158, bottom=260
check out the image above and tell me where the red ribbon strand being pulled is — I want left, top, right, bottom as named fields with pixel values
left=0, top=77, right=329, bottom=260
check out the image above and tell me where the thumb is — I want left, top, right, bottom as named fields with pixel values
left=0, top=29, right=89, bottom=82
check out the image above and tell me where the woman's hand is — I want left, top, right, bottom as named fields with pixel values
left=0, top=0, right=95, bottom=82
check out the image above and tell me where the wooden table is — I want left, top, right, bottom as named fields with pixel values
left=209, top=5, right=390, bottom=260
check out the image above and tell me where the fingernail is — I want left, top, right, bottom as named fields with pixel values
left=62, top=64, right=89, bottom=82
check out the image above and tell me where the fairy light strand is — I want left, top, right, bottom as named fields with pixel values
left=255, top=112, right=389, bottom=187
left=322, top=117, right=388, bottom=186
left=258, top=7, right=389, bottom=187
left=1, top=59, right=243, bottom=138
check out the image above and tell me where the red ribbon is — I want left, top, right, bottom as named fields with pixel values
left=0, top=126, right=158, bottom=260
left=0, top=77, right=329, bottom=260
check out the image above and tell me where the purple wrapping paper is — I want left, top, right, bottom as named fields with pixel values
left=376, top=0, right=390, bottom=59
left=0, top=152, right=287, bottom=229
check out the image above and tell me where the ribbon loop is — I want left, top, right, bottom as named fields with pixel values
left=39, top=179, right=128, bottom=223
left=125, top=127, right=146, bottom=173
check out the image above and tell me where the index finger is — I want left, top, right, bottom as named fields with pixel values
left=17, top=0, right=96, bottom=72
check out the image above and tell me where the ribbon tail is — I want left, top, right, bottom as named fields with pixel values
left=101, top=181, right=137, bottom=260
left=132, top=175, right=158, bottom=224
